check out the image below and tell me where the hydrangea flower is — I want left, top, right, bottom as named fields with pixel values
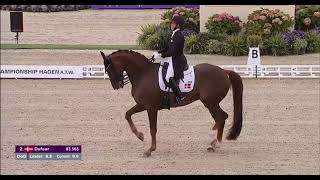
left=314, top=12, right=320, bottom=17
left=259, top=16, right=267, bottom=20
left=264, top=28, right=271, bottom=34
left=264, top=23, right=272, bottom=28
left=304, top=18, right=312, bottom=26
left=260, top=9, right=268, bottom=15
left=282, top=16, right=289, bottom=21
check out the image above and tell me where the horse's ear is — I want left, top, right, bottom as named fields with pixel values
left=100, top=51, right=107, bottom=60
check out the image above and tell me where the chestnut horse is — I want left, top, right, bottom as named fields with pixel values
left=100, top=50, right=243, bottom=157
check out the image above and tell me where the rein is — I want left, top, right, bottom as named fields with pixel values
left=101, top=50, right=157, bottom=89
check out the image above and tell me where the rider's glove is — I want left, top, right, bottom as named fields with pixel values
left=152, top=52, right=162, bottom=60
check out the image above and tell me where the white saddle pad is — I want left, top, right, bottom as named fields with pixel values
left=158, top=60, right=195, bottom=93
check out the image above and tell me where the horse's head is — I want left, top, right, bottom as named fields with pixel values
left=100, top=51, right=129, bottom=90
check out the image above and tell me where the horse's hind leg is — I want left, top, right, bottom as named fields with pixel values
left=125, top=104, right=145, bottom=141
left=205, top=105, right=228, bottom=152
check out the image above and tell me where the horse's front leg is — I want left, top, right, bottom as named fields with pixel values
left=143, top=109, right=158, bottom=157
left=125, top=104, right=145, bottom=141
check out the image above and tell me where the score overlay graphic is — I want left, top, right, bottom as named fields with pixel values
left=15, top=145, right=81, bottom=160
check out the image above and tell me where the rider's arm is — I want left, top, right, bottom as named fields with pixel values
left=160, top=34, right=183, bottom=58
left=158, top=46, right=168, bottom=54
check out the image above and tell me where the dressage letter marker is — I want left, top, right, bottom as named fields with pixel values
left=247, top=47, right=261, bottom=67
left=15, top=145, right=81, bottom=160
left=247, top=47, right=262, bottom=78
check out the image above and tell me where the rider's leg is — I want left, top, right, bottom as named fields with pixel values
left=164, top=58, right=185, bottom=102
left=169, top=77, right=185, bottom=102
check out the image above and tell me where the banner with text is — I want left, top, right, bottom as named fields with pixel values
left=0, top=65, right=83, bottom=79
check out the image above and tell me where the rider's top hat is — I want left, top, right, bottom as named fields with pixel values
left=172, top=16, right=185, bottom=28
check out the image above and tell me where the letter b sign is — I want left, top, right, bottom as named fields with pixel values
left=252, top=50, right=258, bottom=58
left=247, top=47, right=261, bottom=66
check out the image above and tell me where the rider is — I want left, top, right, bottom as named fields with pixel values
left=154, top=15, right=188, bottom=102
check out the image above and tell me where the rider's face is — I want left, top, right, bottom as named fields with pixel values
left=170, top=21, right=177, bottom=31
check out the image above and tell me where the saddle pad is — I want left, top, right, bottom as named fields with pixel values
left=158, top=63, right=195, bottom=93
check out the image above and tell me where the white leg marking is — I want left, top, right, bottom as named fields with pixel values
left=207, top=130, right=219, bottom=152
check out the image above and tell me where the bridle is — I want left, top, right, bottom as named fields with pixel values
left=100, top=51, right=130, bottom=90
left=100, top=51, right=156, bottom=90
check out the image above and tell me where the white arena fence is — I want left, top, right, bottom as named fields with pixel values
left=0, top=65, right=319, bottom=79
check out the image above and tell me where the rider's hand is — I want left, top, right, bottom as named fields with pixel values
left=152, top=52, right=157, bottom=58
left=153, top=52, right=162, bottom=60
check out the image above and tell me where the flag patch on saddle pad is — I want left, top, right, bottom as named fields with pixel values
left=184, top=81, right=192, bottom=89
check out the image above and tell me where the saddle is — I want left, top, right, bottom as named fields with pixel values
left=161, top=63, right=189, bottom=88
left=158, top=61, right=195, bottom=110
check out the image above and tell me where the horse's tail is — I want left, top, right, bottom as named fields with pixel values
left=225, top=70, right=243, bottom=140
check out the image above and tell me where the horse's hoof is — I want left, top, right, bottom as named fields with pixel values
left=211, top=139, right=221, bottom=149
left=211, top=139, right=217, bottom=147
left=207, top=147, right=215, bottom=152
left=137, top=132, right=144, bottom=141
left=143, top=151, right=151, bottom=157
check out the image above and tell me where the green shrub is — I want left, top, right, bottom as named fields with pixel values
left=137, top=24, right=171, bottom=50
left=220, top=42, right=229, bottom=55
left=160, top=7, right=200, bottom=32
left=246, top=35, right=263, bottom=47
left=143, top=32, right=163, bottom=50
left=264, top=34, right=289, bottom=56
left=184, top=32, right=213, bottom=54
left=245, top=8, right=294, bottom=36
left=206, top=39, right=223, bottom=54
left=184, top=34, right=201, bottom=54
left=293, top=38, right=308, bottom=54
left=244, top=22, right=263, bottom=36
left=209, top=32, right=229, bottom=41
left=197, top=32, right=213, bottom=53
left=158, top=28, right=171, bottom=49
left=304, top=31, right=320, bottom=53
left=205, top=12, right=243, bottom=35
left=137, top=24, right=157, bottom=46
left=295, top=5, right=320, bottom=31
left=224, top=35, right=247, bottom=56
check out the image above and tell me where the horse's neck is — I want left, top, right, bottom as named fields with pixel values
left=123, top=55, right=149, bottom=74
left=123, top=55, right=151, bottom=85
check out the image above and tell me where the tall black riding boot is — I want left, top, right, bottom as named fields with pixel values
left=169, top=77, right=185, bottom=103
